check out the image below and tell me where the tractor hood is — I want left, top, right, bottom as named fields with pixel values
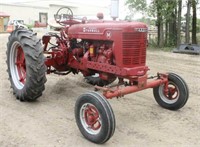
left=68, top=21, right=148, bottom=40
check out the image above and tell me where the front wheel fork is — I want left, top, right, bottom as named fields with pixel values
left=157, top=73, right=169, bottom=96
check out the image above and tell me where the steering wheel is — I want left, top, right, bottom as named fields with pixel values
left=54, top=7, right=73, bottom=26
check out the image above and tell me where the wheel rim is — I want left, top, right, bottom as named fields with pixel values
left=10, top=41, right=26, bottom=90
left=80, top=103, right=102, bottom=135
left=159, top=81, right=179, bottom=104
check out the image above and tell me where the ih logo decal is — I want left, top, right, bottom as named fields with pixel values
left=106, top=31, right=112, bottom=39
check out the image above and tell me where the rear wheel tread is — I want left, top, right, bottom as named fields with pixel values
left=6, top=28, right=46, bottom=101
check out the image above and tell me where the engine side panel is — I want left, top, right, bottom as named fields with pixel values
left=68, top=21, right=148, bottom=76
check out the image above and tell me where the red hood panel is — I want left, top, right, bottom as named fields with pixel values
left=68, top=22, right=147, bottom=40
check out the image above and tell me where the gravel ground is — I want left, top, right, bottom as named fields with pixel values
left=0, top=32, right=200, bottom=147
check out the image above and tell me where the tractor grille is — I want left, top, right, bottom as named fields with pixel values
left=122, top=32, right=147, bottom=67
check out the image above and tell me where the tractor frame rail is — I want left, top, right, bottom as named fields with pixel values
left=95, top=73, right=169, bottom=99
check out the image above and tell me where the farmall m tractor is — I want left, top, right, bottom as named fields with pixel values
left=6, top=7, right=189, bottom=144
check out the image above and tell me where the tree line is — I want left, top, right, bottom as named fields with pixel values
left=126, top=0, right=199, bottom=47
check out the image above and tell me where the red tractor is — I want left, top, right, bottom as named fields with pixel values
left=6, top=7, right=189, bottom=144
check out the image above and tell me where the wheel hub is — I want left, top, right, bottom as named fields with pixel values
left=16, top=47, right=26, bottom=84
left=80, top=103, right=101, bottom=134
left=10, top=41, right=26, bottom=89
left=85, top=105, right=101, bottom=130
left=160, top=81, right=179, bottom=104
left=164, top=84, right=178, bottom=100
left=167, top=87, right=177, bottom=99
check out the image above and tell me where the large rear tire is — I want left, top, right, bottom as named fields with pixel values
left=75, top=92, right=115, bottom=144
left=6, top=29, right=46, bottom=101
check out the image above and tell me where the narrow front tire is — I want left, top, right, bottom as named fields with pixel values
left=153, top=73, right=189, bottom=110
left=75, top=92, right=115, bottom=144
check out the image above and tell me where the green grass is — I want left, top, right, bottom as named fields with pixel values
left=26, top=24, right=34, bottom=29
left=197, top=33, right=200, bottom=43
left=147, top=46, right=174, bottom=52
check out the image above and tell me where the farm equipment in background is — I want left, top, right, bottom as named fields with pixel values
left=6, top=7, right=189, bottom=144
left=34, top=21, right=47, bottom=28
left=6, top=20, right=28, bottom=32
left=173, top=44, right=200, bottom=55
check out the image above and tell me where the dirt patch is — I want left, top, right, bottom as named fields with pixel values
left=0, top=33, right=200, bottom=146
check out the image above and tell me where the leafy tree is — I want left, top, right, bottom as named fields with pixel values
left=177, top=0, right=182, bottom=47
left=126, top=0, right=147, bottom=14
left=163, top=0, right=177, bottom=46
left=197, top=18, right=200, bottom=33
left=125, top=0, right=199, bottom=47
left=192, top=0, right=198, bottom=44
left=155, top=0, right=164, bottom=47
left=185, top=0, right=191, bottom=43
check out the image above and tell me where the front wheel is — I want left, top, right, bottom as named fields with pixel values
left=153, top=73, right=189, bottom=110
left=75, top=92, right=115, bottom=144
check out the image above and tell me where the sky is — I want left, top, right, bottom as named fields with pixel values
left=2, top=0, right=200, bottom=19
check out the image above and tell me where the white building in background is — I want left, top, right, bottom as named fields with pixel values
left=0, top=2, right=48, bottom=26
left=0, top=0, right=110, bottom=31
